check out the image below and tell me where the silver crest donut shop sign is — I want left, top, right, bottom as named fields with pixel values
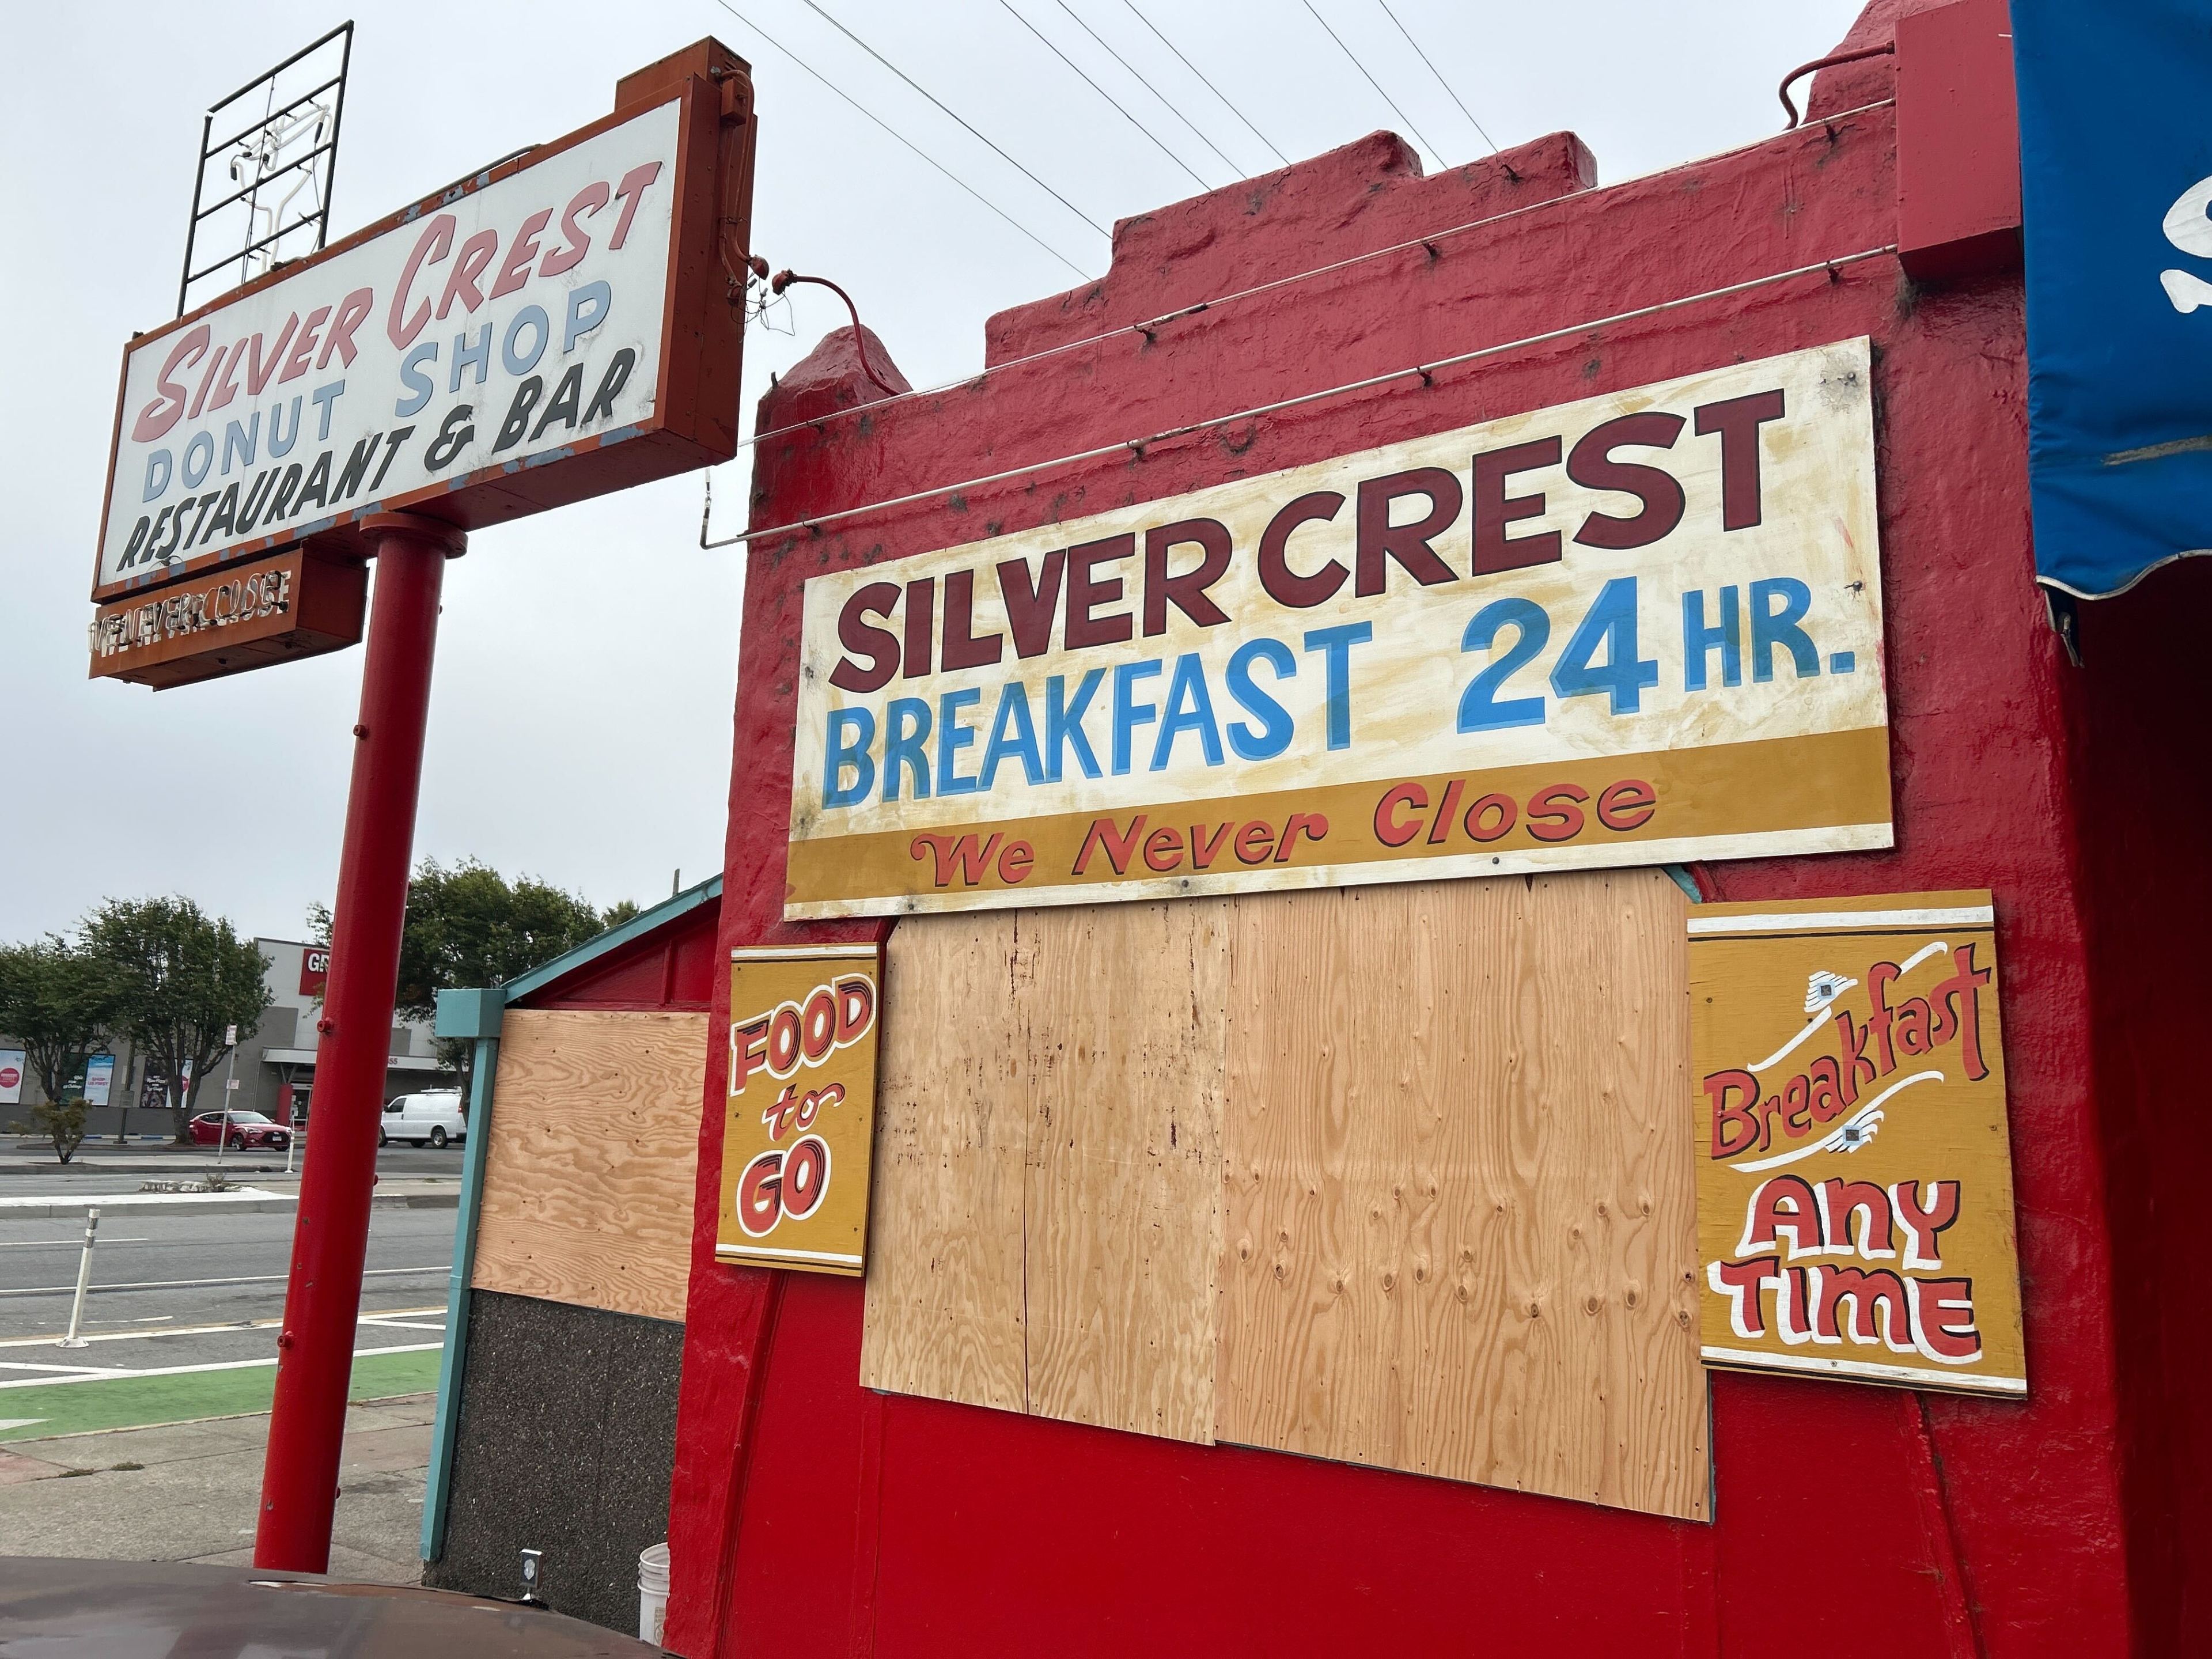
left=90, top=41, right=757, bottom=632
left=78, top=39, right=758, bottom=1573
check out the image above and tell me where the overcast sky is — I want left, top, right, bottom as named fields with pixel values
left=0, top=0, right=1866, bottom=946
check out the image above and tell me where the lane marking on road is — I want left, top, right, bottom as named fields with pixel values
left=0, top=1361, right=131, bottom=1376
left=0, top=1342, right=443, bottom=1389
left=0, top=1305, right=447, bottom=1349
left=0, top=1238, right=153, bottom=1248
left=0, top=1264, right=450, bottom=1298
left=0, top=1418, right=48, bottom=1431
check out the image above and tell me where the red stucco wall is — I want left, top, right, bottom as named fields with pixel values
left=663, top=14, right=2192, bottom=1653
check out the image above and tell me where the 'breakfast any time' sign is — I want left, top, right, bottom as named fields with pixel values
left=1690, top=891, right=2025, bottom=1397
left=786, top=340, right=1889, bottom=918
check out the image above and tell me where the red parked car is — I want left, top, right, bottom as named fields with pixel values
left=187, top=1109, right=291, bottom=1151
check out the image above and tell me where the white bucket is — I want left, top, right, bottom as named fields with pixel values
left=638, top=1542, right=671, bottom=1646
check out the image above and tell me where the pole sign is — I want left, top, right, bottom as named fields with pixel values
left=785, top=340, right=1888, bottom=918
left=92, top=54, right=755, bottom=647
left=1691, top=891, right=2025, bottom=1398
left=716, top=945, right=882, bottom=1277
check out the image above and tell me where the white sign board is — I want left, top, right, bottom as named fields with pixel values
left=84, top=1055, right=115, bottom=1107
left=96, top=99, right=683, bottom=598
left=786, top=340, right=1889, bottom=918
left=0, top=1050, right=22, bottom=1107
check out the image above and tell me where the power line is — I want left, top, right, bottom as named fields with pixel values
left=1051, top=0, right=1241, bottom=179
left=704, top=245, right=1898, bottom=548
left=996, top=0, right=1213, bottom=192
left=1376, top=0, right=1499, bottom=155
left=1118, top=1, right=1289, bottom=170
left=697, top=89, right=1903, bottom=543
left=715, top=92, right=1899, bottom=463
left=791, top=0, right=1109, bottom=238
left=710, top=0, right=1091, bottom=278
left=1300, top=0, right=1448, bottom=169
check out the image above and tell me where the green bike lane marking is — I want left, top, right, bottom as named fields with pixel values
left=0, top=1345, right=442, bottom=1444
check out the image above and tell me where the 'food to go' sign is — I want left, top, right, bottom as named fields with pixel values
left=716, top=945, right=882, bottom=1277
left=785, top=340, right=1889, bottom=918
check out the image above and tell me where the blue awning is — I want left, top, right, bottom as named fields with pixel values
left=2014, top=1, right=2212, bottom=599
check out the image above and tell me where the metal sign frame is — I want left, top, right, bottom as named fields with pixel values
left=177, top=23, right=354, bottom=319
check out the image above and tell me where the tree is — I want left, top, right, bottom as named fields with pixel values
left=86, top=899, right=272, bottom=1145
left=0, top=939, right=115, bottom=1163
left=309, top=859, right=623, bottom=1095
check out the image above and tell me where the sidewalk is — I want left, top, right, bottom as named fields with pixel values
left=0, top=1392, right=434, bottom=1582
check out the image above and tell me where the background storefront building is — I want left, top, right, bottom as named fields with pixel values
left=250, top=937, right=449, bottom=1125
left=2, top=936, right=446, bottom=1141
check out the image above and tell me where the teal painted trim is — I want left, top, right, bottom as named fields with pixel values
left=435, top=986, right=506, bottom=1041
left=421, top=1026, right=502, bottom=1562
left=497, top=874, right=723, bottom=1005
left=1665, top=864, right=1704, bottom=904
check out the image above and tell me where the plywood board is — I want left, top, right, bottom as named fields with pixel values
left=1215, top=871, right=1707, bottom=1520
left=858, top=912, right=1029, bottom=1415
left=1017, top=901, right=1228, bottom=1444
left=861, top=870, right=1706, bottom=1518
left=859, top=903, right=1228, bottom=1442
left=472, top=1009, right=707, bottom=1324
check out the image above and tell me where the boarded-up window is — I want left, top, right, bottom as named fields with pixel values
left=859, top=871, right=1707, bottom=1520
left=472, top=1009, right=707, bottom=1324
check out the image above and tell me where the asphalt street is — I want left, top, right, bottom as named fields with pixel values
left=0, top=1207, right=459, bottom=1353
left=0, top=1140, right=463, bottom=1415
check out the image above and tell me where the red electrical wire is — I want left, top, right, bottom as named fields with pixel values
left=1778, top=42, right=1894, bottom=128
left=771, top=270, right=902, bottom=396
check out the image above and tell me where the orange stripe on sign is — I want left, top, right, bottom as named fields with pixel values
left=785, top=726, right=1891, bottom=911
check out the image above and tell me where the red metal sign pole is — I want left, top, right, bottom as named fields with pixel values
left=256, top=512, right=463, bottom=1571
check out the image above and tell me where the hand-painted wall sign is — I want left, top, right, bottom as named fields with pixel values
left=1690, top=891, right=2025, bottom=1397
left=786, top=340, right=1888, bottom=919
left=716, top=945, right=882, bottom=1277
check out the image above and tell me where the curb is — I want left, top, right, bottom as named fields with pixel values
left=0, top=1192, right=459, bottom=1219
left=2, top=1165, right=296, bottom=1177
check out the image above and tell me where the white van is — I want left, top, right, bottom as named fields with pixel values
left=381, top=1090, right=467, bottom=1148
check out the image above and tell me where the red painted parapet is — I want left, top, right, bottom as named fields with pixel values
left=1896, top=0, right=2022, bottom=282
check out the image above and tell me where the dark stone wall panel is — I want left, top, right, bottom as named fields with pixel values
left=425, top=1288, right=683, bottom=1635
